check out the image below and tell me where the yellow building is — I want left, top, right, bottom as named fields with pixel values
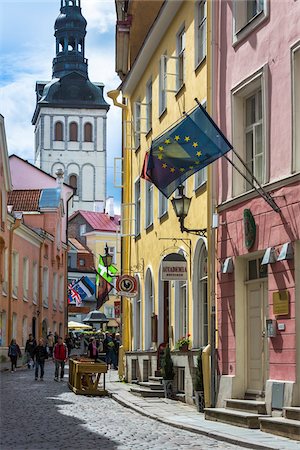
left=114, top=0, right=213, bottom=405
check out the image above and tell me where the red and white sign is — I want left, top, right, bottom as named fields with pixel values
left=116, top=275, right=138, bottom=297
left=114, top=301, right=121, bottom=318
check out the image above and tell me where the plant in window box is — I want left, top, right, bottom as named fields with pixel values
left=194, top=347, right=205, bottom=413
left=175, top=334, right=191, bottom=351
left=161, top=345, right=175, bottom=399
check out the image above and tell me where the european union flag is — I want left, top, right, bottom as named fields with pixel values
left=143, top=104, right=232, bottom=198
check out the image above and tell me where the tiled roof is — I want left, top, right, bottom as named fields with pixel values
left=69, top=237, right=91, bottom=253
left=7, top=190, right=41, bottom=211
left=70, top=210, right=120, bottom=232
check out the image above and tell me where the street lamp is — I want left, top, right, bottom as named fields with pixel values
left=171, top=185, right=207, bottom=237
left=102, top=243, right=113, bottom=269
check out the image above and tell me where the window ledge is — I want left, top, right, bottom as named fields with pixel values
left=2, top=291, right=7, bottom=297
left=145, top=223, right=154, bottom=233
left=23, top=297, right=28, bottom=302
left=233, top=10, right=268, bottom=47
left=135, top=145, right=141, bottom=154
left=158, top=211, right=169, bottom=223
left=194, top=181, right=207, bottom=196
left=12, top=294, right=18, bottom=300
left=195, top=55, right=206, bottom=74
left=159, top=108, right=167, bottom=121
left=145, top=128, right=152, bottom=139
left=134, top=234, right=141, bottom=242
left=175, top=84, right=186, bottom=99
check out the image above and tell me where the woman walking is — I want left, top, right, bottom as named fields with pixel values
left=33, top=338, right=48, bottom=381
left=8, top=339, right=22, bottom=373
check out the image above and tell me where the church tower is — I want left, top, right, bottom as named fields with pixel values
left=32, top=0, right=110, bottom=213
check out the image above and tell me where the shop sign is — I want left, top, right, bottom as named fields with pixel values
left=243, top=208, right=256, bottom=250
left=273, top=290, right=289, bottom=316
left=114, top=301, right=121, bottom=318
left=161, top=253, right=187, bottom=281
left=68, top=306, right=90, bottom=313
left=116, top=275, right=138, bottom=297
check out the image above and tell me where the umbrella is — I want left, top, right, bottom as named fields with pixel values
left=68, top=321, right=92, bottom=330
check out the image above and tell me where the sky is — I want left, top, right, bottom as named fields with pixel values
left=0, top=0, right=122, bottom=210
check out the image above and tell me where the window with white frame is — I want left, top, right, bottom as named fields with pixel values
left=179, top=281, right=188, bottom=338
left=144, top=269, right=154, bottom=350
left=176, top=28, right=186, bottom=90
left=43, top=267, right=49, bottom=307
left=292, top=44, right=300, bottom=172
left=79, top=224, right=86, bottom=236
left=158, top=191, right=168, bottom=218
left=159, top=54, right=167, bottom=115
left=3, top=248, right=8, bottom=294
left=195, top=1, right=207, bottom=66
left=135, top=179, right=141, bottom=236
left=232, top=71, right=266, bottom=196
left=53, top=272, right=58, bottom=310
left=134, top=100, right=141, bottom=149
left=233, top=0, right=266, bottom=42
left=59, top=275, right=64, bottom=311
left=108, top=246, right=116, bottom=264
left=12, top=252, right=19, bottom=298
left=104, top=306, right=114, bottom=318
left=33, top=261, right=38, bottom=304
left=145, top=181, right=153, bottom=228
left=146, top=79, right=152, bottom=132
left=194, top=167, right=207, bottom=189
left=23, top=257, right=29, bottom=300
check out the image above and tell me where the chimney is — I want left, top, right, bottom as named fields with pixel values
left=106, top=196, right=115, bottom=219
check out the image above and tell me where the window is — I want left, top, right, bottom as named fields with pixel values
left=23, top=257, right=29, bottom=300
left=195, top=167, right=207, bottom=189
left=69, top=122, right=78, bottom=141
left=176, top=28, right=186, bottom=90
left=245, top=90, right=263, bottom=189
left=79, top=258, right=85, bottom=267
left=248, top=258, right=267, bottom=280
left=158, top=191, right=168, bottom=218
left=33, top=262, right=38, bottom=304
left=233, top=0, right=266, bottom=43
left=179, top=281, right=188, bottom=338
left=84, top=122, right=93, bottom=142
left=12, top=252, right=19, bottom=298
left=292, top=44, right=300, bottom=172
left=193, top=239, right=208, bottom=348
left=104, top=306, right=114, bottom=318
left=53, top=272, right=58, bottom=310
left=195, top=1, right=207, bottom=66
left=134, top=101, right=141, bottom=149
left=54, top=121, right=64, bottom=141
left=59, top=275, right=64, bottom=311
left=177, top=367, right=185, bottom=393
left=135, top=179, right=141, bottom=236
left=145, top=269, right=154, bottom=350
left=69, top=174, right=78, bottom=194
left=43, top=267, right=49, bottom=307
left=108, top=246, right=116, bottom=264
left=134, top=277, right=141, bottom=350
left=2, top=248, right=8, bottom=295
left=146, top=79, right=152, bottom=132
left=145, top=181, right=153, bottom=228
left=22, top=316, right=28, bottom=346
left=159, top=54, right=167, bottom=115
left=12, top=313, right=17, bottom=340
left=80, top=224, right=86, bottom=236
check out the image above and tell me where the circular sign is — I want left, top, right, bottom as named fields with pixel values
left=116, top=275, right=138, bottom=297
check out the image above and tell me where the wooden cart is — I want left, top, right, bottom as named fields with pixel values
left=69, top=358, right=108, bottom=396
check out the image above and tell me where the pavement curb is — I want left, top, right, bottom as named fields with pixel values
left=109, top=390, right=277, bottom=450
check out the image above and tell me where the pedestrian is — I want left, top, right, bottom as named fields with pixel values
left=104, top=333, right=117, bottom=369
left=87, top=337, right=98, bottom=361
left=54, top=331, right=59, bottom=345
left=33, top=337, right=48, bottom=381
left=53, top=336, right=68, bottom=382
left=47, top=332, right=54, bottom=357
left=25, top=333, right=37, bottom=369
left=113, top=332, right=121, bottom=369
left=8, top=339, right=22, bottom=373
left=65, top=333, right=73, bottom=357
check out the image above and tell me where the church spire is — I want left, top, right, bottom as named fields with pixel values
left=52, top=0, right=88, bottom=79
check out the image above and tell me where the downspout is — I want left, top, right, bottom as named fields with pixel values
left=38, top=239, right=44, bottom=338
left=7, top=216, right=22, bottom=343
left=65, top=193, right=74, bottom=335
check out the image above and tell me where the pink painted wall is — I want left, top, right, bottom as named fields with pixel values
left=215, top=0, right=300, bottom=383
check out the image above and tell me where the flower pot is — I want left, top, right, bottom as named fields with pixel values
left=162, top=379, right=174, bottom=399
left=179, top=343, right=189, bottom=352
left=195, top=390, right=205, bottom=413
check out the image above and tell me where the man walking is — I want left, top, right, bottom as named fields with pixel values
left=47, top=332, right=54, bottom=357
left=25, top=334, right=36, bottom=369
left=53, top=336, right=68, bottom=382
left=33, top=338, right=48, bottom=381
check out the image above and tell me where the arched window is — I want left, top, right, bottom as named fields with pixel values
left=84, top=122, right=93, bottom=142
left=144, top=268, right=154, bottom=350
left=69, top=122, right=78, bottom=141
left=192, top=239, right=208, bottom=348
left=69, top=174, right=78, bottom=194
left=55, top=121, right=63, bottom=141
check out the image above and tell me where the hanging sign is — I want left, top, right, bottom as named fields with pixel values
left=114, top=301, right=121, bottom=318
left=243, top=209, right=256, bottom=250
left=161, top=253, right=187, bottom=281
left=116, top=275, right=138, bottom=297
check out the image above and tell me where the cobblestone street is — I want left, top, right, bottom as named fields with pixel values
left=0, top=363, right=244, bottom=450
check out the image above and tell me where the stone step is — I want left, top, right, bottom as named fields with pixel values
left=259, top=416, right=300, bottom=441
left=139, top=381, right=164, bottom=390
left=204, top=407, right=267, bottom=429
left=149, top=376, right=163, bottom=382
left=226, top=399, right=267, bottom=415
left=130, top=386, right=165, bottom=398
left=284, top=407, right=300, bottom=421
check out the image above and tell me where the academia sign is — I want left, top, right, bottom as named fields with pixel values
left=161, top=253, right=187, bottom=281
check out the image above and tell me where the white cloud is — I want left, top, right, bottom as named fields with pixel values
left=81, top=0, right=116, bottom=33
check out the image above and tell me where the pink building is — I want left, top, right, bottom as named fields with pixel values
left=213, top=0, right=300, bottom=420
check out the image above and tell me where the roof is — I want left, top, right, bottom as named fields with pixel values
left=8, top=190, right=41, bottom=211
left=69, top=210, right=120, bottom=233
left=69, top=237, right=91, bottom=254
left=83, top=311, right=109, bottom=323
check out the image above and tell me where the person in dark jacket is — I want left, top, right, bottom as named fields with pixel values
left=33, top=338, right=48, bottom=381
left=25, top=334, right=37, bottom=369
left=8, top=339, right=22, bottom=373
left=87, top=337, right=98, bottom=361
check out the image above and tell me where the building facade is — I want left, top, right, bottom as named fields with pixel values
left=213, top=0, right=300, bottom=415
left=115, top=0, right=212, bottom=405
left=32, top=0, right=110, bottom=214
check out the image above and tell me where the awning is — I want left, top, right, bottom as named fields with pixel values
left=68, top=321, right=92, bottom=330
left=107, top=319, right=120, bottom=328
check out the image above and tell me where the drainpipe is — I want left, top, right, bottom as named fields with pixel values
left=7, top=215, right=22, bottom=343
left=65, top=193, right=74, bottom=335
left=38, top=240, right=44, bottom=338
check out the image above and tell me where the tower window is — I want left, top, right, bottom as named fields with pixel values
left=54, top=121, right=64, bottom=141
left=84, top=122, right=93, bottom=142
left=69, top=122, right=78, bottom=141
left=69, top=174, right=78, bottom=194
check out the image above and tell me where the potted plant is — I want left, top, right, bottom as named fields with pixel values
left=161, top=345, right=175, bottom=399
left=194, top=348, right=205, bottom=412
left=175, top=334, right=191, bottom=351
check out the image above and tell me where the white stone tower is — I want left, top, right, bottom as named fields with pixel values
left=32, top=0, right=109, bottom=214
